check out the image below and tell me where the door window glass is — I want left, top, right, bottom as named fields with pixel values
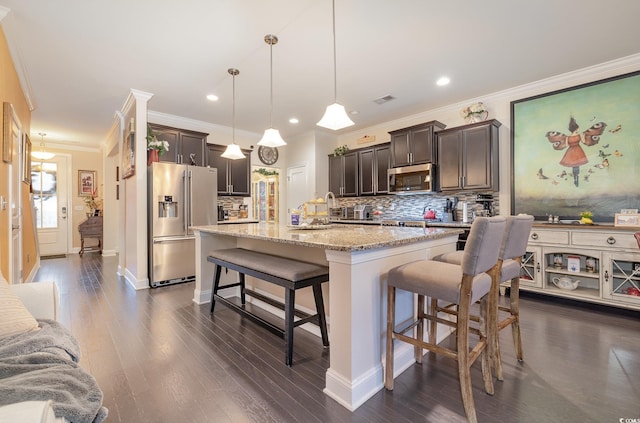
left=31, top=162, right=58, bottom=228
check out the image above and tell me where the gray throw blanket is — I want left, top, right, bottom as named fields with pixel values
left=0, top=319, right=108, bottom=423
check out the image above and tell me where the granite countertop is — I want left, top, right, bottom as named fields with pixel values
left=217, top=219, right=259, bottom=225
left=192, top=222, right=463, bottom=252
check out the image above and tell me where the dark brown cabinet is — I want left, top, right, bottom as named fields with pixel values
left=206, top=144, right=251, bottom=196
left=359, top=143, right=390, bottom=195
left=389, top=121, right=445, bottom=167
left=148, top=123, right=208, bottom=166
left=329, top=151, right=358, bottom=197
left=436, top=119, right=501, bottom=192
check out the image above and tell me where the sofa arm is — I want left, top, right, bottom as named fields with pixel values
left=0, top=400, right=66, bottom=423
left=11, top=282, right=59, bottom=321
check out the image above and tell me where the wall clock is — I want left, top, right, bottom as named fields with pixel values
left=258, top=146, right=278, bottom=165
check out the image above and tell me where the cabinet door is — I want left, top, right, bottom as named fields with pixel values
left=519, top=246, right=543, bottom=288
left=375, top=145, right=390, bottom=194
left=358, top=149, right=375, bottom=195
left=180, top=133, right=206, bottom=166
left=228, top=154, right=250, bottom=196
left=328, top=155, right=343, bottom=196
left=342, top=152, right=359, bottom=197
left=206, top=145, right=228, bottom=194
left=151, top=126, right=180, bottom=163
left=462, top=125, right=493, bottom=190
left=390, top=131, right=410, bottom=167
left=410, top=126, right=433, bottom=164
left=602, top=252, right=640, bottom=306
left=437, top=131, right=462, bottom=191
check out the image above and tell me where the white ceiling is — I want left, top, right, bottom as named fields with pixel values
left=1, top=0, right=640, bottom=149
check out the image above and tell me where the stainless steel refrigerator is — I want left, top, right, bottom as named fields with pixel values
left=148, top=162, right=218, bottom=287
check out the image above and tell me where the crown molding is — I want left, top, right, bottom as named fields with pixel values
left=147, top=110, right=260, bottom=141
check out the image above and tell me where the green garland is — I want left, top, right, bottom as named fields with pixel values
left=253, top=168, right=279, bottom=176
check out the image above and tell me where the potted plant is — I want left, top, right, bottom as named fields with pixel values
left=146, top=125, right=170, bottom=165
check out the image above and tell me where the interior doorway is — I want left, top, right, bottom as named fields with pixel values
left=286, top=164, right=308, bottom=218
left=32, top=154, right=71, bottom=256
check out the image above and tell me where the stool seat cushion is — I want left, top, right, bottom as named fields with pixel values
left=432, top=250, right=463, bottom=266
left=388, top=260, right=492, bottom=304
left=208, top=248, right=328, bottom=282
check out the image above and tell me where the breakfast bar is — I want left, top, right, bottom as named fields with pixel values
left=192, top=222, right=462, bottom=411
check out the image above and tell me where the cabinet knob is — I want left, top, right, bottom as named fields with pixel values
left=606, top=236, right=616, bottom=245
left=536, top=262, right=540, bottom=273
left=530, top=233, right=539, bottom=240
left=604, top=270, right=609, bottom=281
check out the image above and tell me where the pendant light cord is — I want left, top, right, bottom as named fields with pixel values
left=332, top=0, right=337, bottom=103
left=269, top=37, right=274, bottom=127
left=232, top=72, right=236, bottom=143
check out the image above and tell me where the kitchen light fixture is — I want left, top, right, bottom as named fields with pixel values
left=317, top=0, right=354, bottom=131
left=221, top=68, right=246, bottom=160
left=257, top=34, right=286, bottom=148
left=31, top=132, right=55, bottom=160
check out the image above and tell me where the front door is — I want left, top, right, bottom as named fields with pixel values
left=32, top=155, right=70, bottom=256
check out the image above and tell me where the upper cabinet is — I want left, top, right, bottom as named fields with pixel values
left=148, top=123, right=208, bottom=166
left=359, top=143, right=390, bottom=195
left=389, top=121, right=446, bottom=167
left=206, top=144, right=251, bottom=196
left=329, top=151, right=359, bottom=197
left=436, top=119, right=501, bottom=192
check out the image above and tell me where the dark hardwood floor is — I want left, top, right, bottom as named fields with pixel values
left=35, top=253, right=639, bottom=422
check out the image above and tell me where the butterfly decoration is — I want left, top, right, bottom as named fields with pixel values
left=599, top=150, right=611, bottom=158
left=614, top=150, right=623, bottom=157
left=546, top=122, right=607, bottom=149
left=608, top=124, right=622, bottom=134
left=537, top=168, right=549, bottom=179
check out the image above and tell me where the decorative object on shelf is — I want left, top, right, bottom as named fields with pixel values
left=357, top=135, right=375, bottom=144
left=257, top=146, right=278, bottom=165
left=258, top=35, right=286, bottom=147
left=83, top=187, right=102, bottom=217
left=585, top=257, right=597, bottom=273
left=31, top=132, right=55, bottom=160
left=579, top=210, right=594, bottom=225
left=552, top=276, right=580, bottom=290
left=567, top=255, right=580, bottom=272
left=552, top=253, right=563, bottom=268
left=614, top=213, right=640, bottom=227
left=624, top=287, right=640, bottom=297
left=221, top=68, right=246, bottom=160
left=253, top=167, right=279, bottom=176
left=333, top=144, right=349, bottom=156
left=316, top=0, right=354, bottom=131
left=146, top=124, right=170, bottom=165
left=460, top=101, right=488, bottom=123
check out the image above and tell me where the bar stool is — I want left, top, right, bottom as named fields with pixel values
left=433, top=214, right=534, bottom=380
left=385, top=216, right=506, bottom=423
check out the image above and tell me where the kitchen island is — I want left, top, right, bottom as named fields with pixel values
left=192, top=222, right=462, bottom=411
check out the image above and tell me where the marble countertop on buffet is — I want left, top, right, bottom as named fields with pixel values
left=192, top=222, right=462, bottom=252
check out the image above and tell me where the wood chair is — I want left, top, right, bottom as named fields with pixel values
left=432, top=215, right=534, bottom=380
left=385, top=216, right=506, bottom=423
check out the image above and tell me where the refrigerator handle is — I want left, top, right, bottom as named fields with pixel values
left=184, top=169, right=191, bottom=232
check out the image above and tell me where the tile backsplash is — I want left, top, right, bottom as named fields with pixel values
left=332, top=192, right=500, bottom=221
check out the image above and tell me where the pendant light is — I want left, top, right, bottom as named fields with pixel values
left=31, top=132, right=55, bottom=160
left=221, top=68, right=246, bottom=160
left=317, top=0, right=354, bottom=131
left=257, top=34, right=286, bottom=148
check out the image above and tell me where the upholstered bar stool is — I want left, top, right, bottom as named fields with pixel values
left=385, top=216, right=506, bottom=423
left=433, top=214, right=534, bottom=380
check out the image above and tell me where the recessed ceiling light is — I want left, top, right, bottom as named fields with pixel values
left=289, top=118, right=299, bottom=124
left=206, top=94, right=219, bottom=101
left=436, top=77, right=450, bottom=86
left=373, top=95, right=395, bottom=105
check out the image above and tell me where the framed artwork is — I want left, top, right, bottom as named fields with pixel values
left=3, top=102, right=16, bottom=163
left=22, top=134, right=31, bottom=184
left=614, top=213, right=639, bottom=227
left=78, top=170, right=96, bottom=196
left=122, top=130, right=135, bottom=179
left=511, top=71, right=640, bottom=222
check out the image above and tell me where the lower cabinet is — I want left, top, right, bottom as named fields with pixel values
left=511, top=225, right=640, bottom=310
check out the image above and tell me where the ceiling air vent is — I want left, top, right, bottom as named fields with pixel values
left=373, top=95, right=395, bottom=105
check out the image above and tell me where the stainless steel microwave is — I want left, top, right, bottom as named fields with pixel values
left=388, top=163, right=435, bottom=194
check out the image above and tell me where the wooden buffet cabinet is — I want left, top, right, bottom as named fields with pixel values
left=516, top=223, right=640, bottom=310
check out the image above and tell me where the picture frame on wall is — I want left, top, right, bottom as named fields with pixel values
left=511, top=70, right=640, bottom=222
left=78, top=170, right=96, bottom=196
left=2, top=102, right=15, bottom=163
left=122, top=128, right=135, bottom=179
left=22, top=133, right=31, bottom=184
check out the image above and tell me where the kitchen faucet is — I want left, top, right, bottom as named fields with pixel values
left=325, top=191, right=336, bottom=208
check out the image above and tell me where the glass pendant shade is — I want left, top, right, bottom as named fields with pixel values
left=221, top=143, right=245, bottom=160
left=32, top=133, right=55, bottom=160
left=258, top=128, right=286, bottom=148
left=316, top=103, right=354, bottom=130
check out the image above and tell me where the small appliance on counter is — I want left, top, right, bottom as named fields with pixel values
left=217, top=204, right=225, bottom=221
left=354, top=205, right=373, bottom=220
left=329, top=207, right=346, bottom=219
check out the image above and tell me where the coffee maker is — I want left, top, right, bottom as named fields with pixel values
left=217, top=204, right=225, bottom=221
